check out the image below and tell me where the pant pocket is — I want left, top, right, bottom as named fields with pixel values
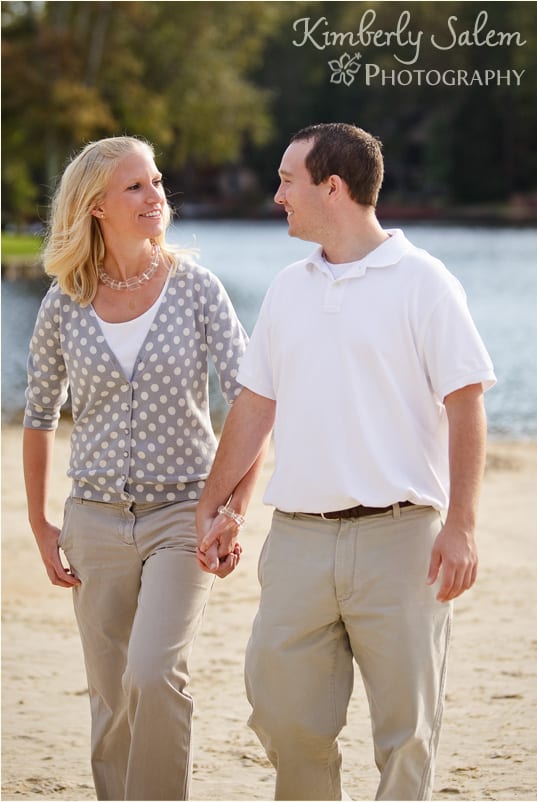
left=257, top=532, right=272, bottom=586
left=57, top=496, right=75, bottom=550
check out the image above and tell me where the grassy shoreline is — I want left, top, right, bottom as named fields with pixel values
left=2, top=231, right=43, bottom=256
left=2, top=231, right=43, bottom=281
left=1, top=232, right=44, bottom=279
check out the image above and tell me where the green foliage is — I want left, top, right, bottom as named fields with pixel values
left=253, top=1, right=537, bottom=206
left=2, top=0, right=536, bottom=224
left=1, top=161, right=38, bottom=226
left=1, top=0, right=292, bottom=224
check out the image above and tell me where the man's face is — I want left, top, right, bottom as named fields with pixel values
left=274, top=140, right=327, bottom=242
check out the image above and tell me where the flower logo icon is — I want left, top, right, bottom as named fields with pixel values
left=328, top=52, right=362, bottom=85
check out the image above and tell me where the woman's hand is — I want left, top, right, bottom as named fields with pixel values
left=33, top=521, right=81, bottom=588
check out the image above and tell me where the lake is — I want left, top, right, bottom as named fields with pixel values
left=2, top=220, right=536, bottom=438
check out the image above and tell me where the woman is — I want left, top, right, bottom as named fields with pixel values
left=23, top=136, right=256, bottom=800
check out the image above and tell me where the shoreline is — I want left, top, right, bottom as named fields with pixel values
left=2, top=213, right=537, bottom=282
left=2, top=424, right=537, bottom=800
left=3, top=415, right=537, bottom=444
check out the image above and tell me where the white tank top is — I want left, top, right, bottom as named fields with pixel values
left=95, top=274, right=169, bottom=380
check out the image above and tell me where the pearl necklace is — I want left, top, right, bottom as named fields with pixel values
left=98, top=241, right=161, bottom=291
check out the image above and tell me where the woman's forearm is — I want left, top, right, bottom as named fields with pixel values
left=23, top=426, right=80, bottom=587
left=23, top=427, right=57, bottom=532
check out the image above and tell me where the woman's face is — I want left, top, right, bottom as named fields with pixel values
left=95, top=148, right=167, bottom=243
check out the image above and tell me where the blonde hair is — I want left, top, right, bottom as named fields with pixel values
left=43, top=136, right=177, bottom=305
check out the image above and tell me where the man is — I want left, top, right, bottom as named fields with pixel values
left=196, top=123, right=496, bottom=800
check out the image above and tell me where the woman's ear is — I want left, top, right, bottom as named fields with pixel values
left=91, top=207, right=105, bottom=219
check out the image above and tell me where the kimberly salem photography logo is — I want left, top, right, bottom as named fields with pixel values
left=292, top=10, right=526, bottom=87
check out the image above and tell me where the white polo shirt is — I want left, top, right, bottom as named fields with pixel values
left=237, top=229, right=496, bottom=512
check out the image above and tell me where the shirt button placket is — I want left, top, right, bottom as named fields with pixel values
left=119, top=383, right=134, bottom=494
left=322, top=279, right=346, bottom=314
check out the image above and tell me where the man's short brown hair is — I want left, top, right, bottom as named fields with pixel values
left=290, top=123, right=384, bottom=207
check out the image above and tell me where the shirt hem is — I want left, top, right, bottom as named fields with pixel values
left=71, top=482, right=203, bottom=505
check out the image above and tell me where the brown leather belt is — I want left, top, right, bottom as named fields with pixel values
left=303, top=501, right=415, bottom=520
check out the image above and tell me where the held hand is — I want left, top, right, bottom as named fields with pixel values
left=427, top=521, right=478, bottom=603
left=196, top=510, right=242, bottom=577
left=34, top=522, right=81, bottom=588
left=197, top=542, right=242, bottom=579
left=197, top=511, right=241, bottom=569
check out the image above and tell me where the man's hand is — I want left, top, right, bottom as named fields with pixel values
left=429, top=383, right=486, bottom=603
left=196, top=509, right=242, bottom=578
left=194, top=388, right=275, bottom=579
left=197, top=542, right=242, bottom=579
left=34, top=521, right=81, bottom=588
left=427, top=521, right=478, bottom=602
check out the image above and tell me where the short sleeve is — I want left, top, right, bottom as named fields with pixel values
left=236, top=288, right=277, bottom=400
left=422, top=279, right=496, bottom=401
left=23, top=288, right=69, bottom=430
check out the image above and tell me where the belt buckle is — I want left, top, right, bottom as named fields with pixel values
left=320, top=507, right=359, bottom=520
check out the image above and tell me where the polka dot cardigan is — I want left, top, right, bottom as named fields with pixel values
left=24, top=259, right=248, bottom=505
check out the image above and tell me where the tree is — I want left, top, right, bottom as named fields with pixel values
left=1, top=1, right=293, bottom=225
left=251, top=1, right=537, bottom=209
left=2, top=1, right=536, bottom=225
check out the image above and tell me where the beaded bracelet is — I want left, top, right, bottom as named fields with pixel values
left=217, top=504, right=246, bottom=529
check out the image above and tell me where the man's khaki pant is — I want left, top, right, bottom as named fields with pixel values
left=245, top=505, right=452, bottom=801
left=59, top=497, right=213, bottom=801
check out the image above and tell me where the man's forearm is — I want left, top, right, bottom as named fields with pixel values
left=226, top=438, right=271, bottom=517
left=427, top=383, right=487, bottom=601
left=199, top=388, right=275, bottom=516
left=444, top=383, right=487, bottom=530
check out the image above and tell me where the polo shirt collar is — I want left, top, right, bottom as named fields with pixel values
left=306, top=229, right=412, bottom=279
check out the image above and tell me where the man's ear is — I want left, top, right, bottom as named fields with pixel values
left=327, top=174, right=344, bottom=197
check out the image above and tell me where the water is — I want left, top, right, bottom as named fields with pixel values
left=2, top=220, right=536, bottom=438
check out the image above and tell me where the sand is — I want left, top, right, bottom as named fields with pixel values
left=2, top=422, right=536, bottom=801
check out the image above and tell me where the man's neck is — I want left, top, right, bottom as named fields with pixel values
left=321, top=211, right=389, bottom=264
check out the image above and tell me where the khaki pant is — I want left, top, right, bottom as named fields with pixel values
left=245, top=505, right=452, bottom=801
left=59, top=497, right=214, bottom=801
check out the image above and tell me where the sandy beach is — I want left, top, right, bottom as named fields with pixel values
left=2, top=422, right=536, bottom=801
